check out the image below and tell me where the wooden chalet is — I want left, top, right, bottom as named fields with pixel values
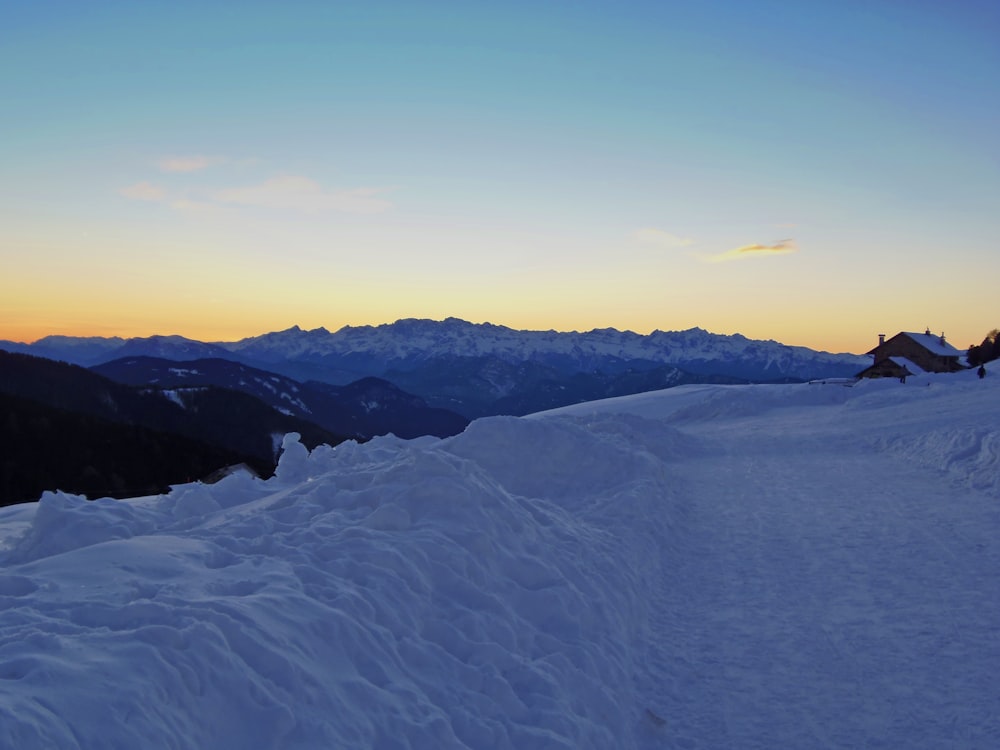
left=857, top=329, right=967, bottom=379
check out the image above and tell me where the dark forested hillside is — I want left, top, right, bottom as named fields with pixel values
left=0, top=351, right=347, bottom=505
left=0, top=392, right=259, bottom=506
left=91, top=356, right=469, bottom=439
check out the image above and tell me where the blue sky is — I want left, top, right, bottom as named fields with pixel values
left=2, top=0, right=997, bottom=351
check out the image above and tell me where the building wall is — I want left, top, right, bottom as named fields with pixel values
left=859, top=359, right=909, bottom=379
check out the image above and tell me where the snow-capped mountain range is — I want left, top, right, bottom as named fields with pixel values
left=223, top=318, right=869, bottom=379
left=3, top=317, right=870, bottom=381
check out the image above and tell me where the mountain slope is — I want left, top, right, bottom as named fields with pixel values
left=91, top=356, right=469, bottom=439
left=307, top=376, right=470, bottom=439
left=383, top=355, right=749, bottom=418
left=0, top=351, right=346, bottom=502
left=0, top=392, right=256, bottom=506
left=0, top=335, right=125, bottom=365
left=0, top=334, right=232, bottom=367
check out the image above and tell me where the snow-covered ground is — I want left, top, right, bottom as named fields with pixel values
left=1, top=370, right=997, bottom=749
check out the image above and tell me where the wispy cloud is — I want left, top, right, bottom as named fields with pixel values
left=119, top=181, right=166, bottom=201
left=633, top=227, right=695, bottom=248
left=703, top=239, right=798, bottom=263
left=121, top=169, right=393, bottom=217
left=157, top=155, right=221, bottom=173
left=213, top=176, right=392, bottom=214
left=169, top=198, right=222, bottom=215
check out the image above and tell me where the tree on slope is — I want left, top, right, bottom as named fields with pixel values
left=966, top=329, right=1000, bottom=367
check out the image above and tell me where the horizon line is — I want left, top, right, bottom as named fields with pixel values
left=0, top=316, right=875, bottom=355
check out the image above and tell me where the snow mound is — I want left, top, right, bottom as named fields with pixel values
left=0, top=420, right=676, bottom=749
left=882, top=425, right=1000, bottom=494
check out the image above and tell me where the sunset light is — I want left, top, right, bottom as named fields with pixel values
left=2, top=1, right=997, bottom=353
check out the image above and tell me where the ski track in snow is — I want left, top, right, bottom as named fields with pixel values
left=0, top=371, right=997, bottom=748
left=547, top=372, right=1000, bottom=749
left=641, top=426, right=998, bottom=748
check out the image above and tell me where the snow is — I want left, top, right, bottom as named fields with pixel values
left=278, top=391, right=310, bottom=412
left=1, top=370, right=998, bottom=748
left=889, top=356, right=925, bottom=374
left=160, top=389, right=186, bottom=408
left=896, top=331, right=965, bottom=357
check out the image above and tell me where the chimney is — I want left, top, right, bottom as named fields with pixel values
left=940, top=332, right=946, bottom=346
left=878, top=333, right=885, bottom=346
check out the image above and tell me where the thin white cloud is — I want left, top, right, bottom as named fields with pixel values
left=157, top=155, right=221, bottom=173
left=633, top=227, right=696, bottom=248
left=213, top=175, right=392, bottom=214
left=119, top=181, right=166, bottom=202
left=703, top=239, right=798, bottom=263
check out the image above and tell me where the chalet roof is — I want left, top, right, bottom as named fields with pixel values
left=898, top=331, right=963, bottom=356
left=867, top=330, right=964, bottom=357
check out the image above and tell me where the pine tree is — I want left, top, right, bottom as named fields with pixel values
left=967, top=329, right=1000, bottom=366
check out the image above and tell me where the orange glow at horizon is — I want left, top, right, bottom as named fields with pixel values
left=1, top=257, right=985, bottom=355
left=1, top=308, right=899, bottom=355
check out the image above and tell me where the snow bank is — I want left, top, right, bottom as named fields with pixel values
left=855, top=372, right=1000, bottom=496
left=542, top=372, right=1000, bottom=498
left=0, top=416, right=682, bottom=749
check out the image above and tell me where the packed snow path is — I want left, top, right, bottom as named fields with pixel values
left=0, top=373, right=997, bottom=748
left=635, top=415, right=998, bottom=748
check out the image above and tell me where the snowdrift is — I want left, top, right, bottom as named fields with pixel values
left=1, top=370, right=997, bottom=748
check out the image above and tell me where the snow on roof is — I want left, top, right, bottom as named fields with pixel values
left=889, top=356, right=925, bottom=374
left=899, top=330, right=963, bottom=356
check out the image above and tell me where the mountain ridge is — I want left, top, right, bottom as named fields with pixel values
left=2, top=317, right=869, bottom=372
left=2, top=318, right=871, bottom=417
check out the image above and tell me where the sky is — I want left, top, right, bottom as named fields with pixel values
left=2, top=0, right=997, bottom=353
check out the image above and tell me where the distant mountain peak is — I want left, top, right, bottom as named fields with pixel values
left=132, top=334, right=197, bottom=343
